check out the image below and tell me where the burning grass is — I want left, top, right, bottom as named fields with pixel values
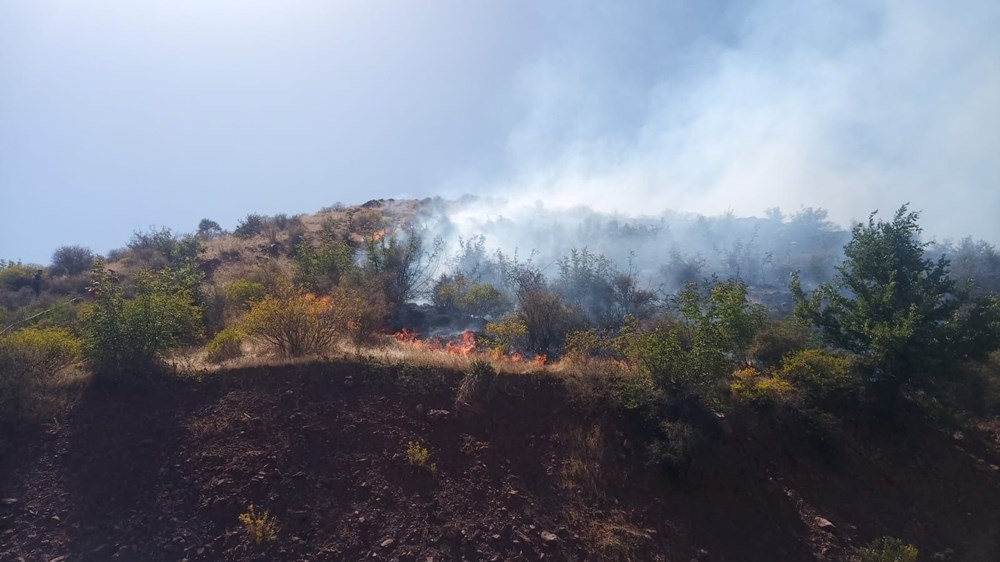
left=392, top=328, right=547, bottom=367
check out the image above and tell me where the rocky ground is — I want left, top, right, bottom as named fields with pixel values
left=1, top=360, right=999, bottom=561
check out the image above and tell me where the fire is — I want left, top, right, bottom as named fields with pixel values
left=372, top=227, right=389, bottom=242
left=392, top=329, right=476, bottom=357
left=393, top=328, right=545, bottom=365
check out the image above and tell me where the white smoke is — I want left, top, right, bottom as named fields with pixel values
left=446, top=0, right=1000, bottom=244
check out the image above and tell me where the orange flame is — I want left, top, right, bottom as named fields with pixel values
left=372, top=227, right=389, bottom=242
left=391, top=328, right=545, bottom=366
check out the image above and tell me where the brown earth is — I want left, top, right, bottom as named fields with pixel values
left=1, top=361, right=999, bottom=561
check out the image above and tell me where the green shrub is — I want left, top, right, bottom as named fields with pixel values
left=238, top=505, right=278, bottom=544
left=406, top=440, right=437, bottom=473
left=205, top=326, right=245, bottom=363
left=751, top=318, right=809, bottom=369
left=128, top=227, right=203, bottom=266
left=0, top=327, right=82, bottom=422
left=0, top=326, right=81, bottom=374
left=81, top=261, right=204, bottom=379
left=433, top=274, right=511, bottom=318
left=637, top=280, right=765, bottom=399
left=776, top=348, right=861, bottom=401
left=293, top=237, right=356, bottom=292
left=730, top=366, right=796, bottom=406
left=234, top=213, right=267, bottom=238
left=223, top=279, right=267, bottom=313
left=483, top=314, right=528, bottom=357
left=0, top=263, right=41, bottom=291
left=857, top=536, right=918, bottom=562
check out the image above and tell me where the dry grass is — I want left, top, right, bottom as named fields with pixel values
left=560, top=424, right=606, bottom=496
left=584, top=512, right=654, bottom=562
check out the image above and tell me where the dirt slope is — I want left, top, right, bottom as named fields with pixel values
left=1, top=362, right=999, bottom=561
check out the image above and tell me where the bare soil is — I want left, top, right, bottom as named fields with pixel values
left=2, top=361, right=999, bottom=561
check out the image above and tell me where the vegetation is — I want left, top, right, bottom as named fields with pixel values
left=0, top=326, right=82, bottom=422
left=405, top=440, right=437, bottom=473
left=857, top=536, right=918, bottom=562
left=793, top=206, right=1000, bottom=406
left=50, top=245, right=94, bottom=276
left=636, top=280, right=765, bottom=398
left=205, top=325, right=245, bottom=363
left=81, top=261, right=203, bottom=379
left=239, top=291, right=339, bottom=357
left=238, top=504, right=279, bottom=544
left=3, top=199, right=1000, bottom=559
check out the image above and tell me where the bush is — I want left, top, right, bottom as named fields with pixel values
left=205, top=326, right=245, bottom=363
left=223, top=279, right=267, bottom=313
left=363, top=226, right=443, bottom=306
left=240, top=292, right=340, bottom=357
left=0, top=327, right=82, bottom=422
left=730, top=366, right=795, bottom=406
left=128, top=227, right=203, bottom=266
left=329, top=284, right=388, bottom=345
left=197, top=218, right=222, bottom=237
left=406, top=441, right=437, bottom=472
left=483, top=314, right=528, bottom=357
left=293, top=237, right=356, bottom=292
left=637, top=280, right=765, bottom=399
left=750, top=318, right=809, bottom=369
left=562, top=327, right=627, bottom=364
left=238, top=505, right=278, bottom=544
left=432, top=274, right=511, bottom=318
left=234, top=213, right=267, bottom=239
left=0, top=262, right=41, bottom=292
left=776, top=348, right=861, bottom=403
left=857, top=536, right=918, bottom=562
left=81, top=262, right=204, bottom=379
left=50, top=245, right=94, bottom=276
left=515, top=274, right=577, bottom=354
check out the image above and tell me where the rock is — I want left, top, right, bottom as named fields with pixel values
left=814, top=517, right=836, bottom=532
left=427, top=409, right=451, bottom=420
left=49, top=557, right=68, bottom=562
left=0, top=498, right=17, bottom=507
left=380, top=537, right=396, bottom=548
left=540, top=531, right=558, bottom=542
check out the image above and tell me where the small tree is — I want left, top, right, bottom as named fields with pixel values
left=792, top=205, right=1000, bottom=399
left=637, top=280, right=765, bottom=397
left=50, top=245, right=95, bottom=276
left=363, top=226, right=442, bottom=307
left=197, top=218, right=223, bottom=237
left=293, top=236, right=356, bottom=292
left=82, top=260, right=204, bottom=378
left=234, top=213, right=267, bottom=239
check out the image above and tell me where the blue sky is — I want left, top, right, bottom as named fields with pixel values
left=2, top=0, right=998, bottom=264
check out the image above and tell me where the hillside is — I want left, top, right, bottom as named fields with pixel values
left=2, top=360, right=1000, bottom=561
left=3, top=198, right=1000, bottom=561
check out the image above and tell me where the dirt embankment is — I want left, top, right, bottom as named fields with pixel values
left=1, top=361, right=999, bottom=561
